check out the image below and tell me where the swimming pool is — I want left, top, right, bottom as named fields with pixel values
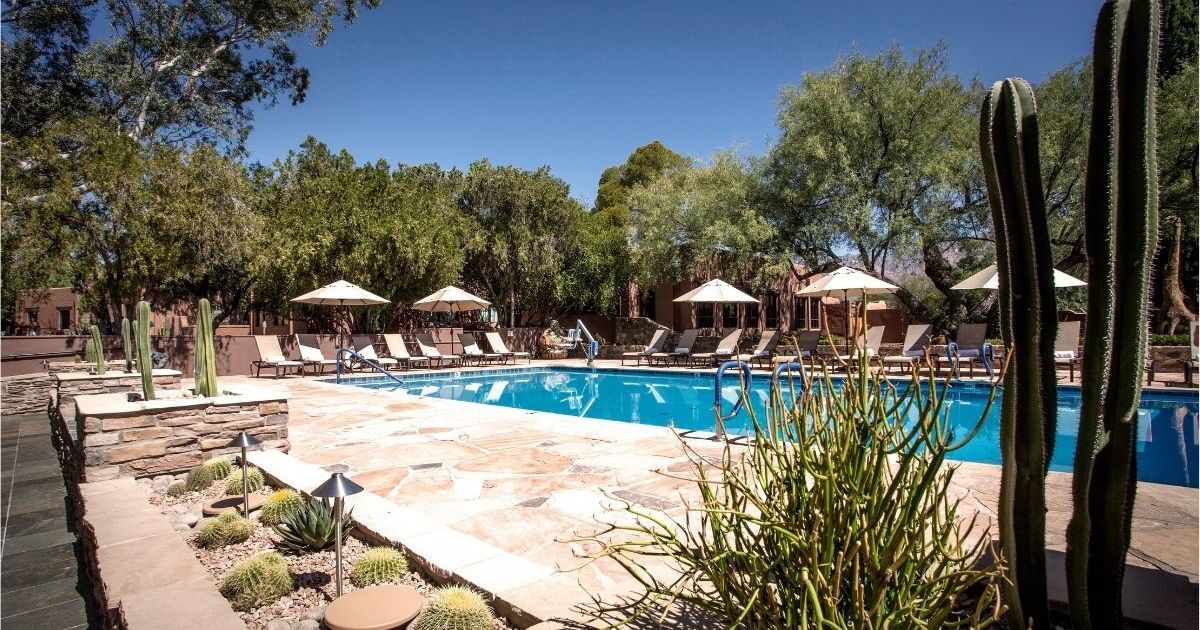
left=330, top=367, right=1200, bottom=488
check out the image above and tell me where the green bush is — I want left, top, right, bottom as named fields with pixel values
left=350, top=547, right=409, bottom=587
left=219, top=551, right=292, bottom=612
left=196, top=512, right=254, bottom=548
left=203, top=456, right=232, bottom=480
left=166, top=482, right=186, bottom=497
left=260, top=489, right=305, bottom=525
left=271, top=496, right=353, bottom=553
left=184, top=465, right=215, bottom=492
left=411, top=586, right=494, bottom=630
left=573, top=355, right=1003, bottom=627
left=1150, top=333, right=1189, bottom=346
left=225, top=466, right=264, bottom=495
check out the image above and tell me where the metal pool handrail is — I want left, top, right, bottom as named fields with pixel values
left=714, top=360, right=752, bottom=438
left=335, top=348, right=406, bottom=386
left=771, top=361, right=806, bottom=389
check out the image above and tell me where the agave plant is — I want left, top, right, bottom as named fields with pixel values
left=271, top=496, right=353, bottom=553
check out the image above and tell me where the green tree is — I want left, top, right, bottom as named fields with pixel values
left=761, top=45, right=990, bottom=331
left=629, top=151, right=779, bottom=287
left=1160, top=0, right=1199, bottom=80
left=594, top=141, right=688, bottom=227
left=250, top=138, right=467, bottom=330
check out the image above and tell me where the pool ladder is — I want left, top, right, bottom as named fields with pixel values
left=334, top=348, right=406, bottom=386
left=713, top=360, right=752, bottom=438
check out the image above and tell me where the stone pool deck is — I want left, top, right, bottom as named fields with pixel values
left=220, top=359, right=1198, bottom=626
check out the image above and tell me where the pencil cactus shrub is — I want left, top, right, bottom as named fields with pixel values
left=411, top=586, right=494, bottom=630
left=219, top=551, right=292, bottom=611
left=225, top=466, right=264, bottom=495
left=184, top=465, right=215, bottom=491
left=349, top=546, right=409, bottom=587
left=202, top=456, right=232, bottom=480
left=195, top=512, right=254, bottom=548
left=573, top=364, right=1003, bottom=626
left=121, top=317, right=133, bottom=372
left=87, top=325, right=106, bottom=374
left=1067, top=1, right=1160, bottom=627
left=135, top=301, right=155, bottom=400
left=193, top=298, right=219, bottom=397
left=979, top=78, right=1059, bottom=628
left=260, top=489, right=305, bottom=525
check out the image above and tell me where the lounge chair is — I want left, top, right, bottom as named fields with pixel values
left=350, top=335, right=398, bottom=371
left=250, top=335, right=305, bottom=378
left=414, top=333, right=462, bottom=368
left=742, top=329, right=781, bottom=368
left=382, top=334, right=430, bottom=371
left=772, top=330, right=821, bottom=366
left=882, top=324, right=932, bottom=373
left=938, top=323, right=992, bottom=378
left=835, top=325, right=886, bottom=369
left=484, top=331, right=531, bottom=364
left=1053, top=321, right=1082, bottom=382
left=295, top=334, right=339, bottom=375
left=621, top=328, right=669, bottom=366
left=688, top=329, right=743, bottom=367
left=649, top=329, right=698, bottom=366
left=459, top=333, right=502, bottom=366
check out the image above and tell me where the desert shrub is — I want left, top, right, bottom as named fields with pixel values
left=573, top=353, right=1004, bottom=627
left=1150, top=333, right=1190, bottom=346
left=350, top=547, right=409, bottom=587
left=219, top=551, right=292, bottom=611
left=260, top=489, right=305, bottom=525
left=166, top=482, right=186, bottom=497
left=411, top=586, right=494, bottom=630
left=196, top=512, right=254, bottom=548
left=184, top=465, right=214, bottom=492
left=225, top=466, right=264, bottom=495
left=272, top=496, right=353, bottom=552
left=203, top=456, right=232, bottom=479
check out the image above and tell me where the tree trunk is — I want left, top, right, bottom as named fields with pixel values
left=1159, top=217, right=1197, bottom=333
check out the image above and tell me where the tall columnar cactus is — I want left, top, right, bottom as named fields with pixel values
left=88, top=324, right=106, bottom=375
left=193, top=298, right=219, bottom=397
left=135, top=301, right=155, bottom=400
left=979, top=77, right=1058, bottom=630
left=1067, top=1, right=1159, bottom=627
left=121, top=317, right=134, bottom=372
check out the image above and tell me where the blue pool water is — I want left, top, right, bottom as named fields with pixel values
left=331, top=367, right=1200, bottom=488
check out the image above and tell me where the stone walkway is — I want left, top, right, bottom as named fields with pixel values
left=1, top=413, right=98, bottom=630
left=219, top=360, right=1199, bottom=625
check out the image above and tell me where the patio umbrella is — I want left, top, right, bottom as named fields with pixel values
left=291, top=280, right=390, bottom=340
left=951, top=264, right=1087, bottom=290
left=673, top=279, right=759, bottom=333
left=797, top=266, right=898, bottom=345
left=412, top=286, right=492, bottom=354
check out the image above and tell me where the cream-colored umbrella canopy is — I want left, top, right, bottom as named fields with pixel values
left=673, top=279, right=760, bottom=304
left=411, top=286, right=492, bottom=312
left=290, top=280, right=390, bottom=306
left=797, top=266, right=898, bottom=343
left=951, top=264, right=1087, bottom=291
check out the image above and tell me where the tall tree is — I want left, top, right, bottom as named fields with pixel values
left=594, top=141, right=689, bottom=227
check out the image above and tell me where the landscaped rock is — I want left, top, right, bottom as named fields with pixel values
left=300, top=606, right=325, bottom=622
left=264, top=619, right=292, bottom=630
left=152, top=475, right=174, bottom=492
left=294, top=619, right=321, bottom=630
left=181, top=512, right=200, bottom=527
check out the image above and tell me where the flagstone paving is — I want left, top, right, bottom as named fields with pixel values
left=220, top=359, right=1198, bottom=625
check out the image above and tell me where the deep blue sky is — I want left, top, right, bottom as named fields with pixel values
left=245, top=0, right=1098, bottom=205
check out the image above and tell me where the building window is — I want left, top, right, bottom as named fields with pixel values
left=765, top=292, right=779, bottom=329
left=697, top=304, right=714, bottom=329
left=746, top=303, right=760, bottom=329
left=58, top=308, right=71, bottom=330
left=25, top=309, right=38, bottom=325
left=722, top=304, right=738, bottom=329
left=808, top=297, right=821, bottom=329
left=793, top=296, right=822, bottom=330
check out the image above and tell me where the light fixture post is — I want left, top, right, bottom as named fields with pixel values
left=225, top=432, right=262, bottom=518
left=311, top=472, right=364, bottom=598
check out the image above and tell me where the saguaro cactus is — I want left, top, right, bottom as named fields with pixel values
left=121, top=317, right=134, bottom=372
left=194, top=298, right=219, bottom=397
left=88, top=325, right=107, bottom=375
left=136, top=301, right=155, bottom=401
left=1067, top=1, right=1160, bottom=627
left=979, top=78, right=1058, bottom=629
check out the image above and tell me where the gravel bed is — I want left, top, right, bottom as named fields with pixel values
left=144, top=475, right=515, bottom=630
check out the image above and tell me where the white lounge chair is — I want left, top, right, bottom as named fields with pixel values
left=621, top=328, right=669, bottom=366
left=649, top=329, right=699, bottom=366
left=882, top=324, right=932, bottom=373
left=414, top=333, right=462, bottom=368
left=250, top=335, right=305, bottom=378
left=382, top=334, right=430, bottom=371
left=350, top=335, right=398, bottom=371
left=295, top=334, right=339, bottom=375
left=689, top=329, right=743, bottom=367
left=742, top=329, right=782, bottom=368
left=459, top=333, right=501, bottom=366
left=484, top=331, right=531, bottom=364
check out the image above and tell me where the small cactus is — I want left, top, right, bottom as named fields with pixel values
left=219, top=551, right=292, bottom=612
left=225, top=466, right=264, bottom=495
left=87, top=324, right=106, bottom=374
left=121, top=316, right=133, bottom=372
left=203, top=456, right=232, bottom=480
left=195, top=512, right=254, bottom=548
left=350, top=547, right=409, bottom=587
left=260, top=489, right=304, bottom=525
left=135, top=301, right=154, bottom=400
left=184, top=465, right=215, bottom=492
left=193, top=298, right=219, bottom=397
left=166, top=482, right=186, bottom=497
left=411, top=586, right=495, bottom=630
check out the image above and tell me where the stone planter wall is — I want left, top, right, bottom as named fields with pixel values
left=74, top=391, right=289, bottom=481
left=0, top=360, right=127, bottom=415
left=55, top=370, right=182, bottom=415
